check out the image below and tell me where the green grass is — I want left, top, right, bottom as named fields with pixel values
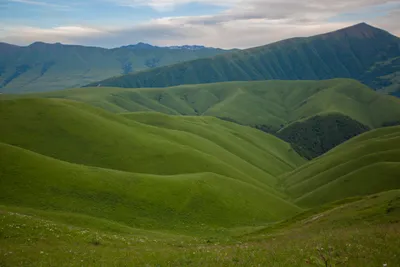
left=122, top=112, right=304, bottom=175
left=0, top=98, right=307, bottom=230
left=1, top=82, right=400, bottom=265
left=0, top=190, right=399, bottom=266
left=281, top=126, right=400, bottom=207
left=6, top=79, right=400, bottom=131
left=5, top=78, right=400, bottom=160
left=0, top=142, right=301, bottom=230
left=247, top=190, right=400, bottom=238
left=0, top=98, right=305, bottom=188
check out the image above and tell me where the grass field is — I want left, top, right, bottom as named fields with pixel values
left=0, top=190, right=399, bottom=266
left=1, top=85, right=400, bottom=265
left=0, top=98, right=306, bottom=231
left=0, top=98, right=304, bottom=187
left=6, top=79, right=400, bottom=131
left=7, top=78, right=400, bottom=159
left=0, top=142, right=302, bottom=230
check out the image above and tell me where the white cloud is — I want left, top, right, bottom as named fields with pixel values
left=113, top=0, right=399, bottom=14
left=0, top=25, right=105, bottom=45
left=1, top=0, right=399, bottom=48
left=113, top=0, right=239, bottom=11
left=10, top=0, right=70, bottom=9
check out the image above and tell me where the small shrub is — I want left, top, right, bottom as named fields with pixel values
left=89, top=237, right=101, bottom=246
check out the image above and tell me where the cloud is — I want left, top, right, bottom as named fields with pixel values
left=0, top=22, right=198, bottom=47
left=10, top=0, right=70, bottom=9
left=113, top=0, right=239, bottom=11
left=172, top=0, right=399, bottom=25
left=372, top=8, right=400, bottom=36
left=1, top=0, right=399, bottom=48
left=0, top=25, right=105, bottom=45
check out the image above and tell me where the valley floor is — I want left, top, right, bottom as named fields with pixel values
left=1, top=191, right=399, bottom=267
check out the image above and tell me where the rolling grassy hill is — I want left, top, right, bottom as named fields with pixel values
left=87, top=23, right=400, bottom=94
left=0, top=98, right=305, bottom=188
left=281, top=126, right=400, bottom=207
left=122, top=112, right=304, bottom=174
left=1, top=89, right=400, bottom=265
left=0, top=97, right=306, bottom=230
left=0, top=142, right=300, bottom=229
left=0, top=42, right=227, bottom=93
left=11, top=78, right=400, bottom=158
left=11, top=79, right=400, bottom=131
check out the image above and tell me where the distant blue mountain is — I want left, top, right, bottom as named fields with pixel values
left=120, top=43, right=223, bottom=51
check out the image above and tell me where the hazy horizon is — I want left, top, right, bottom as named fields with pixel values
left=0, top=0, right=399, bottom=49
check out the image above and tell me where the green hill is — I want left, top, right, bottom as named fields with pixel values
left=11, top=79, right=400, bottom=131
left=0, top=142, right=300, bottom=229
left=122, top=112, right=304, bottom=174
left=281, top=126, right=400, bottom=207
left=0, top=97, right=306, bottom=229
left=6, top=78, right=400, bottom=158
left=0, top=98, right=305, bottom=188
left=1, top=86, right=400, bottom=266
left=87, top=23, right=400, bottom=94
left=0, top=42, right=227, bottom=93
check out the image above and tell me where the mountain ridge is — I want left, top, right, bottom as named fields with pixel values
left=5, top=78, right=400, bottom=158
left=2, top=41, right=224, bottom=51
left=0, top=41, right=228, bottom=93
left=87, top=23, right=400, bottom=95
left=121, top=42, right=223, bottom=51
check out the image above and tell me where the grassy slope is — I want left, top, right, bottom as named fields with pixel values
left=87, top=23, right=400, bottom=93
left=1, top=89, right=400, bottom=265
left=122, top=112, right=305, bottom=175
left=0, top=98, right=307, bottom=229
left=0, top=142, right=300, bottom=229
left=8, top=79, right=400, bottom=131
left=0, top=42, right=227, bottom=93
left=281, top=126, right=400, bottom=207
left=0, top=98, right=305, bottom=190
left=0, top=190, right=399, bottom=266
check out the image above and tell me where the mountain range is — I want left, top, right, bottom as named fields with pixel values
left=88, top=23, right=400, bottom=96
left=0, top=42, right=227, bottom=93
left=1, top=22, right=400, bottom=266
left=121, top=42, right=222, bottom=51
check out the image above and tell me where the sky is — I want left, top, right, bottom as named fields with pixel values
left=0, top=0, right=399, bottom=49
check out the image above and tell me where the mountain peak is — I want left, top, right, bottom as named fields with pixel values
left=168, top=45, right=207, bottom=50
left=29, top=41, right=47, bottom=47
left=121, top=42, right=156, bottom=50
left=327, top=22, right=390, bottom=39
left=354, top=22, right=369, bottom=27
left=136, top=42, right=154, bottom=48
left=120, top=43, right=214, bottom=50
left=344, top=22, right=376, bottom=32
